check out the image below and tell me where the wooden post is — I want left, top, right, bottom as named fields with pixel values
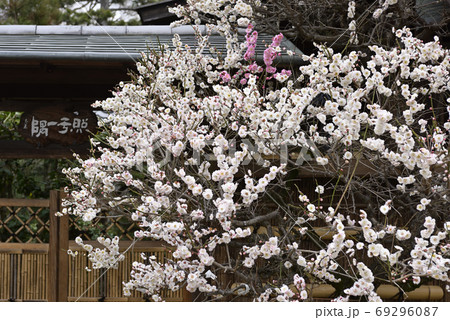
left=58, top=203, right=69, bottom=302
left=48, top=190, right=69, bottom=302
left=48, top=190, right=58, bottom=302
left=182, top=287, right=192, bottom=302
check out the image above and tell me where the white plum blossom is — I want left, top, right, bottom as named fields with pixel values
left=396, top=229, right=412, bottom=241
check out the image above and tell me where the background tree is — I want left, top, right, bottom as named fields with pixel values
left=60, top=0, right=142, bottom=25
left=0, top=0, right=62, bottom=24
left=259, top=0, right=450, bottom=53
left=0, top=0, right=157, bottom=26
left=178, top=0, right=450, bottom=54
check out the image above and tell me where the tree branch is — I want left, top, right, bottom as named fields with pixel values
left=232, top=210, right=279, bottom=227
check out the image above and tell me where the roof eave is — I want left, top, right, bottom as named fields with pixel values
left=0, top=51, right=142, bottom=62
left=0, top=50, right=303, bottom=65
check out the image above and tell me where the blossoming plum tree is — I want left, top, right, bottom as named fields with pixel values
left=226, top=0, right=450, bottom=54
left=61, top=0, right=450, bottom=301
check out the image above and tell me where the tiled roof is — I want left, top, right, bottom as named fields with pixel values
left=0, top=25, right=303, bottom=63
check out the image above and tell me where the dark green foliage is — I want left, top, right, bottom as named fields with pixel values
left=0, top=158, right=70, bottom=198
left=0, top=112, right=70, bottom=198
left=0, top=0, right=159, bottom=26
left=0, top=111, right=21, bottom=140
left=0, top=206, right=50, bottom=243
left=0, top=0, right=62, bottom=24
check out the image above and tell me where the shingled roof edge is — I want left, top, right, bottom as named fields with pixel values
left=0, top=25, right=303, bottom=64
left=0, top=25, right=217, bottom=36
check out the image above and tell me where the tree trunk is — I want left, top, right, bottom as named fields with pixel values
left=100, top=0, right=109, bottom=10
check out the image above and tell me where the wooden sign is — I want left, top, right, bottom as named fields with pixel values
left=19, top=108, right=97, bottom=146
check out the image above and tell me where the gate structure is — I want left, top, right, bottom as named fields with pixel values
left=0, top=195, right=54, bottom=301
left=0, top=190, right=186, bottom=302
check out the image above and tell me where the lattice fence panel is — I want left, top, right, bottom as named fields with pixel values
left=0, top=200, right=50, bottom=243
left=69, top=214, right=139, bottom=241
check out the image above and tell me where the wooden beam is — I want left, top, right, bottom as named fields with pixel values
left=0, top=61, right=135, bottom=100
left=0, top=140, right=90, bottom=159
left=0, top=59, right=133, bottom=68
left=0, top=243, right=49, bottom=254
left=68, top=240, right=169, bottom=251
left=0, top=198, right=49, bottom=207
left=0, top=99, right=95, bottom=112
left=0, top=84, right=116, bottom=99
left=0, top=66, right=130, bottom=85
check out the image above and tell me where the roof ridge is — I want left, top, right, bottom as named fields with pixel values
left=0, top=25, right=227, bottom=36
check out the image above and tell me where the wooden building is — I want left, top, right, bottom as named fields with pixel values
left=135, top=0, right=186, bottom=25
left=0, top=24, right=302, bottom=159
